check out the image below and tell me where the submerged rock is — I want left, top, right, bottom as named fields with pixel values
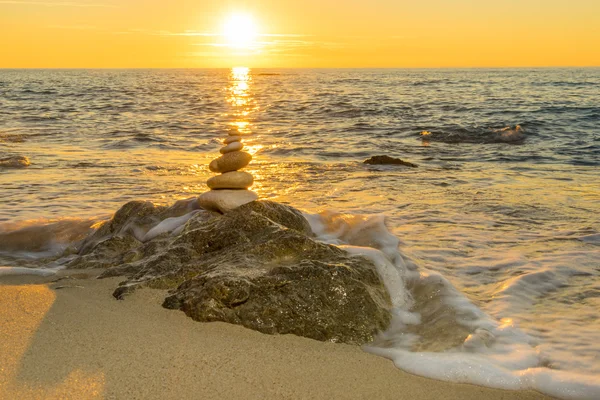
left=69, top=200, right=391, bottom=344
left=363, top=155, right=418, bottom=168
left=0, top=155, right=30, bottom=168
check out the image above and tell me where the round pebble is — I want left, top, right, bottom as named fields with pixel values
left=209, top=151, right=252, bottom=173
left=224, top=136, right=242, bottom=144
left=207, top=171, right=253, bottom=189
left=220, top=142, right=243, bottom=154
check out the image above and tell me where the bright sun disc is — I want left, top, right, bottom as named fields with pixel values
left=223, top=14, right=258, bottom=49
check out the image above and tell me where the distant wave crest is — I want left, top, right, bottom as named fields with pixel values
left=419, top=125, right=526, bottom=144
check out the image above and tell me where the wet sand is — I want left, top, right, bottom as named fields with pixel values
left=0, top=272, right=552, bottom=400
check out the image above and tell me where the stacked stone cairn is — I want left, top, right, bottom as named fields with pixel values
left=197, top=135, right=257, bottom=213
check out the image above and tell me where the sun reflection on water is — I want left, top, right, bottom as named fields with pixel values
left=227, top=67, right=258, bottom=136
left=225, top=66, right=267, bottom=195
left=224, top=67, right=291, bottom=199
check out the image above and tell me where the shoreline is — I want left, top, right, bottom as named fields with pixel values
left=0, top=271, right=551, bottom=400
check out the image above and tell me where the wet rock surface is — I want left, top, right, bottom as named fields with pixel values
left=0, top=155, right=31, bottom=168
left=69, top=199, right=392, bottom=344
left=363, top=155, right=418, bottom=168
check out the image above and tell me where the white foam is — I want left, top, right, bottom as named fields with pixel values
left=142, top=210, right=200, bottom=241
left=0, top=217, right=98, bottom=255
left=366, top=346, right=600, bottom=399
left=340, top=245, right=410, bottom=309
left=0, top=266, right=56, bottom=277
left=304, top=210, right=414, bottom=269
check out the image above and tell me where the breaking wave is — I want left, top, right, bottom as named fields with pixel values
left=305, top=210, right=600, bottom=400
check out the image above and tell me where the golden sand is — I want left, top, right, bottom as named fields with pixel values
left=0, top=273, right=551, bottom=400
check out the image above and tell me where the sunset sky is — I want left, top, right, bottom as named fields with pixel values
left=1, top=0, right=599, bottom=68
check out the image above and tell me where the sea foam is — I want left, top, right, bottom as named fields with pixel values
left=0, top=266, right=56, bottom=277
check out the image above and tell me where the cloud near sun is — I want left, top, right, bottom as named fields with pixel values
left=150, top=14, right=317, bottom=59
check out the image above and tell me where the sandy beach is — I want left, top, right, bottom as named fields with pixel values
left=0, top=271, right=551, bottom=400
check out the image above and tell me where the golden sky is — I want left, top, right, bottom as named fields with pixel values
left=1, top=0, right=599, bottom=68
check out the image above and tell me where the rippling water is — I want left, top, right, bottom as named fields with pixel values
left=1, top=68, right=599, bottom=395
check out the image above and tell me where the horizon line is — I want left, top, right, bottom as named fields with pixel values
left=1, top=66, right=599, bottom=70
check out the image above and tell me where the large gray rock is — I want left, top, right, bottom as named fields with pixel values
left=234, top=200, right=313, bottom=236
left=68, top=200, right=392, bottom=345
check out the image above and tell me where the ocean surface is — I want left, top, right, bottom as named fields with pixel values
left=1, top=68, right=599, bottom=398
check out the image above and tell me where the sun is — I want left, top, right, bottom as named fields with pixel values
left=223, top=14, right=258, bottom=49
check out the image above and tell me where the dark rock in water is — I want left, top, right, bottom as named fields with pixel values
left=69, top=199, right=391, bottom=344
left=0, top=155, right=30, bottom=168
left=363, top=155, right=418, bottom=168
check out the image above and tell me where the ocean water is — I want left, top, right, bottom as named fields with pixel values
left=1, top=68, right=599, bottom=398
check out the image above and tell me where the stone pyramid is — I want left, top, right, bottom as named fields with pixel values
left=198, top=134, right=257, bottom=213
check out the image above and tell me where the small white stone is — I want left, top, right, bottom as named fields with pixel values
left=197, top=190, right=258, bottom=213
left=220, top=142, right=243, bottom=154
